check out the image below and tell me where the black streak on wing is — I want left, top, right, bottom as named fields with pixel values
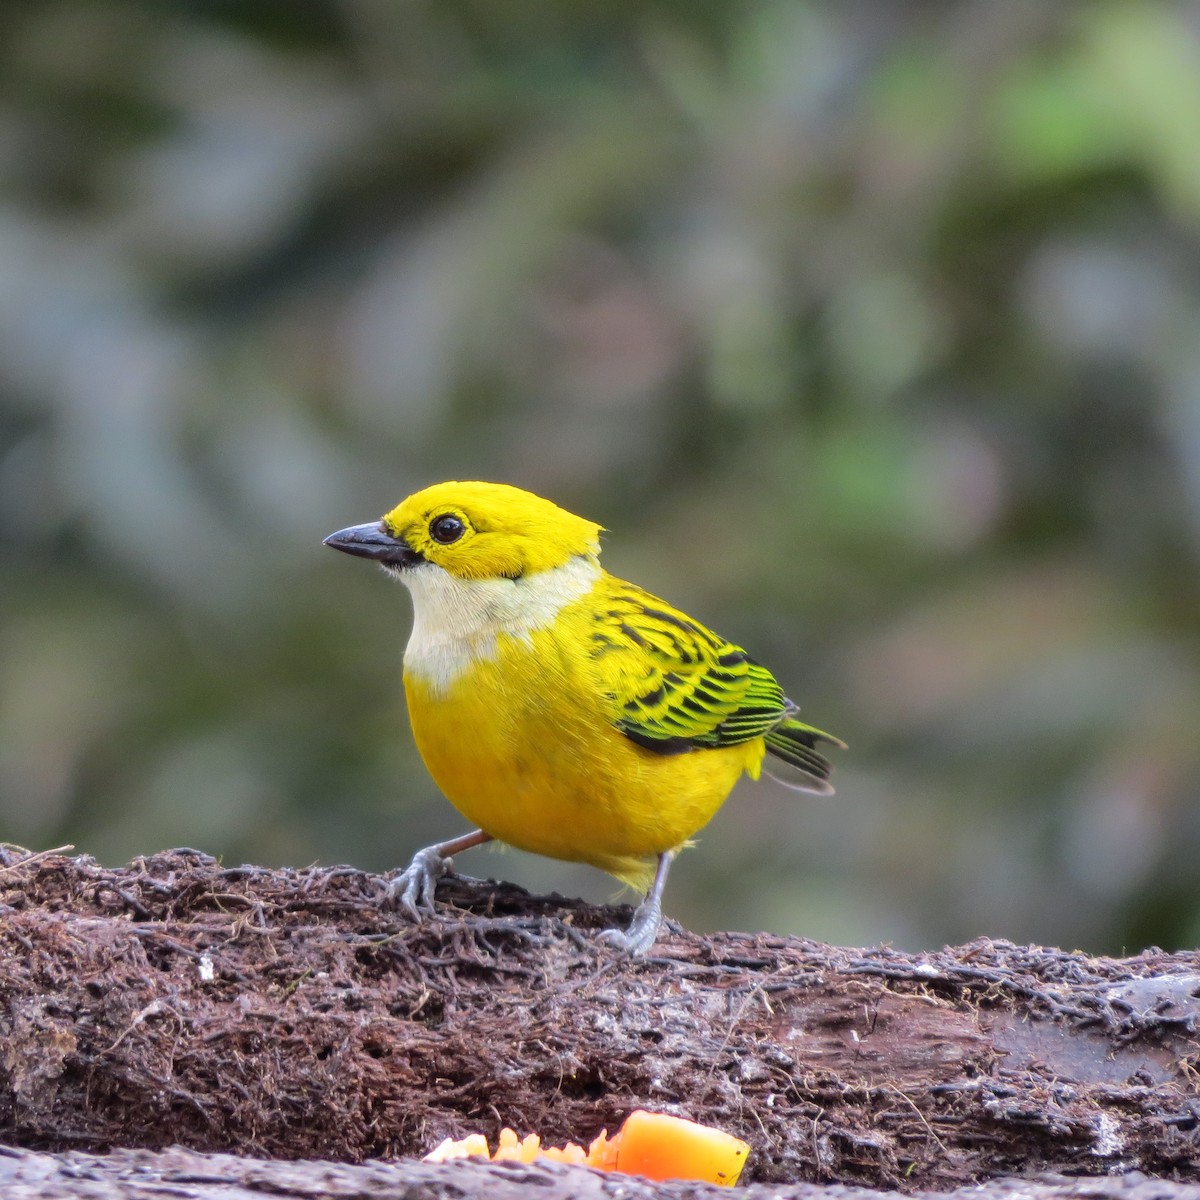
left=619, top=726, right=694, bottom=756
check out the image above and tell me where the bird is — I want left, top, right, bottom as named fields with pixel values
left=323, top=481, right=843, bottom=954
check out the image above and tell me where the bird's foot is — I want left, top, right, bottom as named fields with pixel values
left=379, top=829, right=493, bottom=920
left=381, top=845, right=452, bottom=919
left=597, top=893, right=664, bottom=957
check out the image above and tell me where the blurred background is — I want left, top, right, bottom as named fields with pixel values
left=3, top=0, right=1200, bottom=955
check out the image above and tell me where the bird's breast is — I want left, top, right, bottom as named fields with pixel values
left=402, top=613, right=759, bottom=875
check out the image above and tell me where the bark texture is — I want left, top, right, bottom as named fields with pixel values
left=1, top=1145, right=1200, bottom=1200
left=0, top=847, right=1196, bottom=1192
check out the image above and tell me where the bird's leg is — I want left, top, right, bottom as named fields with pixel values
left=384, top=829, right=493, bottom=919
left=598, top=848, right=678, bottom=956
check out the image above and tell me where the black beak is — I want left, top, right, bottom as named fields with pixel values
left=323, top=521, right=425, bottom=568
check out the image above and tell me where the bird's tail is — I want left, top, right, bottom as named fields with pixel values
left=763, top=703, right=845, bottom=795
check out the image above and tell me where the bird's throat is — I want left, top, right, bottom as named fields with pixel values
left=399, top=555, right=601, bottom=692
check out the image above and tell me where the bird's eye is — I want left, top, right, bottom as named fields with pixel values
left=429, top=514, right=465, bottom=544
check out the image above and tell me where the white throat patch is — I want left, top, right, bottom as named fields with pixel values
left=393, top=554, right=601, bottom=693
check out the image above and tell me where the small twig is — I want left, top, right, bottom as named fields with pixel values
left=0, top=844, right=75, bottom=874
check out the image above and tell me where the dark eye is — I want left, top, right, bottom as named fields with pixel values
left=429, top=514, right=465, bottom=544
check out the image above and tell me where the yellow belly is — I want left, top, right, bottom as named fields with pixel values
left=403, top=622, right=763, bottom=887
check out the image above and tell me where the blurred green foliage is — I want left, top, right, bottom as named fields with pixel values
left=2, top=1, right=1200, bottom=953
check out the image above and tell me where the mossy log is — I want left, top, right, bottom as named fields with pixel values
left=0, top=847, right=1196, bottom=1196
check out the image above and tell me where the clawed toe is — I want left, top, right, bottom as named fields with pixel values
left=380, top=829, right=493, bottom=920
left=596, top=848, right=675, bottom=956
left=381, top=845, right=450, bottom=918
left=597, top=900, right=663, bottom=957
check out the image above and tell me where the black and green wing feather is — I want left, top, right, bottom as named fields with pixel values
left=590, top=581, right=842, bottom=793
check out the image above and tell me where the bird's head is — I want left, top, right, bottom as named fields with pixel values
left=323, top=481, right=603, bottom=582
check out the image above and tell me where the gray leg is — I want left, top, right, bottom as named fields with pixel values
left=597, top=848, right=678, bottom=956
left=385, top=829, right=493, bottom=918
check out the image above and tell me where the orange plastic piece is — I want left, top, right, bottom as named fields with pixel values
left=423, top=1109, right=749, bottom=1186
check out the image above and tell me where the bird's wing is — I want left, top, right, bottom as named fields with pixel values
left=590, top=580, right=787, bottom=754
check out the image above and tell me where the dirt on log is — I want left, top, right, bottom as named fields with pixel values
left=0, top=846, right=1196, bottom=1192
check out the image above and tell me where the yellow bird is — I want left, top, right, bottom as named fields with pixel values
left=324, top=481, right=843, bottom=954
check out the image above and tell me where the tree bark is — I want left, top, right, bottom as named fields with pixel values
left=0, top=847, right=1196, bottom=1193
left=1, top=1145, right=1199, bottom=1200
